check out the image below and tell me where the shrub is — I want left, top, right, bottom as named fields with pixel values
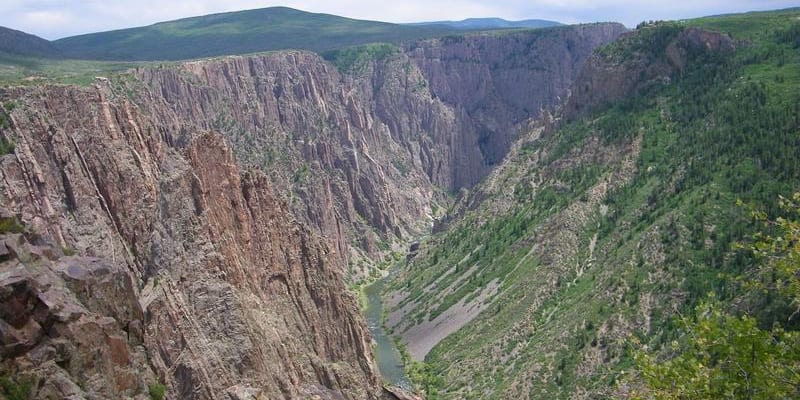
left=148, top=382, right=165, bottom=400
left=0, top=138, right=13, bottom=155
left=0, top=375, right=31, bottom=400
left=0, top=217, right=24, bottom=234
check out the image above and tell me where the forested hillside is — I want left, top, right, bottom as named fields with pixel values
left=385, top=8, right=800, bottom=399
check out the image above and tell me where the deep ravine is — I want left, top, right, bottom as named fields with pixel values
left=0, top=22, right=625, bottom=399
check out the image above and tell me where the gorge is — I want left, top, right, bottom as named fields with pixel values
left=0, top=22, right=624, bottom=399
left=2, top=6, right=799, bottom=400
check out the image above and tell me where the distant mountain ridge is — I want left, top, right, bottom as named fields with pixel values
left=0, top=26, right=63, bottom=58
left=51, top=7, right=462, bottom=61
left=407, top=17, right=562, bottom=30
left=0, top=7, right=563, bottom=62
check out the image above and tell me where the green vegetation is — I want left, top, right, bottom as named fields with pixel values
left=148, top=382, right=166, bottom=400
left=0, top=375, right=31, bottom=400
left=0, top=217, right=24, bottom=234
left=1, top=102, right=14, bottom=154
left=322, top=43, right=399, bottom=73
left=634, top=194, right=800, bottom=399
left=292, top=164, right=310, bottom=184
left=597, top=21, right=684, bottom=63
left=634, top=303, right=800, bottom=399
left=0, top=26, right=62, bottom=59
left=386, top=8, right=800, bottom=398
left=0, top=51, right=142, bottom=86
left=0, top=138, right=12, bottom=155
left=52, top=7, right=459, bottom=61
left=0, top=101, right=13, bottom=130
left=395, top=340, right=443, bottom=399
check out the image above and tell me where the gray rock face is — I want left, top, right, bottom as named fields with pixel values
left=404, top=23, right=626, bottom=188
left=0, top=23, right=624, bottom=399
left=0, top=95, right=382, bottom=398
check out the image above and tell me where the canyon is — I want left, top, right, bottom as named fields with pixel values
left=0, top=23, right=624, bottom=399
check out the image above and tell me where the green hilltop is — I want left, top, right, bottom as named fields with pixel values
left=0, top=26, right=63, bottom=59
left=51, top=7, right=460, bottom=61
left=0, top=6, right=565, bottom=85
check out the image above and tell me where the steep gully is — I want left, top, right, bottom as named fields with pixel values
left=0, top=23, right=623, bottom=399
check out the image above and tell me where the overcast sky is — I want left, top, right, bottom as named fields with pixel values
left=2, top=0, right=797, bottom=40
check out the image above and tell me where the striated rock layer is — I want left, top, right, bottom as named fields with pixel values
left=0, top=24, right=623, bottom=399
left=0, top=87, right=381, bottom=398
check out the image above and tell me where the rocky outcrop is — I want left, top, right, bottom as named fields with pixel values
left=0, top=87, right=382, bottom=398
left=0, top=218, right=154, bottom=399
left=0, top=23, right=625, bottom=399
left=130, top=52, right=442, bottom=273
left=565, top=25, right=733, bottom=118
left=383, top=386, right=423, bottom=400
left=122, top=24, right=624, bottom=276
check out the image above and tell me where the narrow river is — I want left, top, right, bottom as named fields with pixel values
left=363, top=277, right=413, bottom=390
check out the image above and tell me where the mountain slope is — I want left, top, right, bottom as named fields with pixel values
left=53, top=7, right=459, bottom=61
left=385, top=8, right=800, bottom=399
left=408, top=18, right=562, bottom=30
left=0, top=26, right=63, bottom=58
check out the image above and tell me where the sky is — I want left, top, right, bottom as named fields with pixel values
left=1, top=0, right=798, bottom=40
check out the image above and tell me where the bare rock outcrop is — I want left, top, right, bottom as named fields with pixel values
left=404, top=23, right=626, bottom=187
left=126, top=24, right=625, bottom=275
left=0, top=86, right=382, bottom=398
left=0, top=217, right=154, bottom=399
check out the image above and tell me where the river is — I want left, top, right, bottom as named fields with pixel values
left=362, top=277, right=413, bottom=390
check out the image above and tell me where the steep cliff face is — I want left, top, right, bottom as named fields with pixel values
left=0, top=215, right=155, bottom=399
left=0, top=84, right=381, bottom=399
left=0, top=23, right=624, bottom=399
left=565, top=26, right=733, bottom=118
left=405, top=23, right=626, bottom=188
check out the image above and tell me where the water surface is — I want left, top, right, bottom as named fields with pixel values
left=363, top=278, right=412, bottom=390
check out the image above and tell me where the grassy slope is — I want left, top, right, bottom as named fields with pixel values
left=0, top=51, right=144, bottom=86
left=386, top=8, right=800, bottom=399
left=52, top=7, right=459, bottom=61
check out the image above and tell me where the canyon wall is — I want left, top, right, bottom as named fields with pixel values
left=404, top=23, right=626, bottom=188
left=0, top=23, right=623, bottom=399
left=383, top=25, right=742, bottom=399
left=0, top=83, right=381, bottom=399
left=129, top=23, right=625, bottom=273
left=565, top=26, right=733, bottom=118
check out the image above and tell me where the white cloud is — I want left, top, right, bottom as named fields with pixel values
left=0, top=0, right=797, bottom=39
left=20, top=10, right=73, bottom=27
